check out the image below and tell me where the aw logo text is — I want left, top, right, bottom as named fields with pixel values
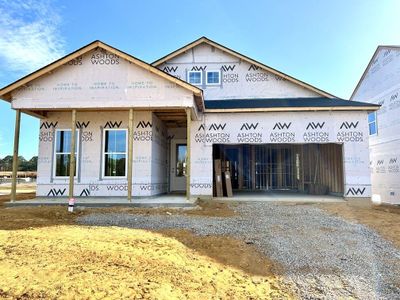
left=163, top=66, right=178, bottom=73
left=40, top=121, right=58, bottom=129
left=104, top=121, right=122, bottom=128
left=191, top=66, right=207, bottom=71
left=197, top=123, right=226, bottom=131
left=306, top=122, right=325, bottom=130
left=76, top=121, right=90, bottom=129
left=220, top=65, right=236, bottom=72
left=340, top=121, right=359, bottom=129
left=47, top=188, right=66, bottom=197
left=240, top=123, right=259, bottom=130
left=248, top=64, right=260, bottom=71
left=346, top=187, right=366, bottom=196
left=273, top=122, right=291, bottom=130
left=136, top=121, right=152, bottom=129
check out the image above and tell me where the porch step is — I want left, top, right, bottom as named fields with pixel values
left=5, top=201, right=197, bottom=208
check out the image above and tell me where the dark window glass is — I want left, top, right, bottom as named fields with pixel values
left=104, top=130, right=127, bottom=177
left=104, top=154, right=126, bottom=177
left=55, top=130, right=77, bottom=177
left=176, top=144, right=187, bottom=177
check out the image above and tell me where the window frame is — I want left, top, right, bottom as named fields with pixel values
left=206, top=70, right=221, bottom=85
left=102, top=128, right=128, bottom=179
left=187, top=71, right=202, bottom=85
left=368, top=111, right=378, bottom=136
left=53, top=128, right=80, bottom=178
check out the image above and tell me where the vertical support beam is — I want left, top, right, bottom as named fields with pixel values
left=127, top=108, right=134, bottom=202
left=68, top=109, right=77, bottom=200
left=10, top=109, right=21, bottom=202
left=186, top=108, right=191, bottom=200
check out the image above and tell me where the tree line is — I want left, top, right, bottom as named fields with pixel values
left=0, top=156, right=38, bottom=171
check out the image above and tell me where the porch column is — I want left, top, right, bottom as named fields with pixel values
left=10, top=109, right=21, bottom=202
left=68, top=109, right=77, bottom=200
left=186, top=108, right=191, bottom=200
left=127, top=108, right=134, bottom=202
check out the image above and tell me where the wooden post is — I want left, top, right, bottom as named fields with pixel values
left=127, top=109, right=134, bottom=202
left=68, top=109, right=77, bottom=200
left=186, top=108, right=191, bottom=200
left=10, top=110, right=21, bottom=202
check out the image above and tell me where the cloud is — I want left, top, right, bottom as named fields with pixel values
left=0, top=0, right=65, bottom=74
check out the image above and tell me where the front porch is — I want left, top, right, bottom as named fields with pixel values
left=5, top=194, right=195, bottom=208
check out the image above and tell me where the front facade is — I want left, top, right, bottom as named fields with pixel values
left=1, top=38, right=378, bottom=200
left=351, top=46, right=400, bottom=204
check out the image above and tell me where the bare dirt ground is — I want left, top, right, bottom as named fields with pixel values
left=318, top=200, right=400, bottom=248
left=1, top=193, right=399, bottom=299
left=0, top=226, right=290, bottom=299
left=0, top=195, right=291, bottom=299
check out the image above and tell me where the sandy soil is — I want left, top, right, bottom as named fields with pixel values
left=0, top=183, right=36, bottom=194
left=0, top=226, right=290, bottom=299
left=318, top=201, right=400, bottom=248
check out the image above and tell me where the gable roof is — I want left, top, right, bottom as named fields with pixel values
left=350, top=45, right=400, bottom=100
left=0, top=40, right=204, bottom=110
left=152, top=36, right=336, bottom=98
left=204, top=97, right=379, bottom=112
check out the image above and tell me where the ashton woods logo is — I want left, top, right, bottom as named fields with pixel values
left=163, top=66, right=178, bottom=73
left=40, top=121, right=58, bottom=129
left=240, top=123, right=259, bottom=130
left=197, top=123, right=226, bottom=131
left=346, top=187, right=366, bottom=196
left=340, top=121, right=359, bottom=129
left=273, top=122, right=291, bottom=130
left=104, top=121, right=122, bottom=128
left=306, top=122, right=325, bottom=130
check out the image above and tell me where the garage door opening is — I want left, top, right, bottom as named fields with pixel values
left=212, top=144, right=344, bottom=197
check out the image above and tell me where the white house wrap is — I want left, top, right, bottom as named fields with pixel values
left=0, top=37, right=378, bottom=200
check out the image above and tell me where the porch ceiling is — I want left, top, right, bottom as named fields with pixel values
left=154, top=110, right=187, bottom=128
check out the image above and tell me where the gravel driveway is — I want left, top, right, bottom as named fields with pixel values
left=77, top=202, right=400, bottom=299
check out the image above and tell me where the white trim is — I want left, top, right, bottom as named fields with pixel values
left=188, top=71, right=202, bottom=85
left=102, top=128, right=128, bottom=179
left=53, top=128, right=80, bottom=178
left=206, top=70, right=221, bottom=85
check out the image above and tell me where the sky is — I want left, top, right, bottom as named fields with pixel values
left=0, top=0, right=400, bottom=159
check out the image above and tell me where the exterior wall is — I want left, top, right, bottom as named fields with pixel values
left=11, top=48, right=196, bottom=110
left=37, top=111, right=168, bottom=197
left=352, top=48, right=400, bottom=204
left=189, top=111, right=371, bottom=199
left=157, top=43, right=320, bottom=100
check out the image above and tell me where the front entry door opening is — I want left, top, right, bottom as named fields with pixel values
left=212, top=144, right=344, bottom=197
left=170, top=139, right=187, bottom=192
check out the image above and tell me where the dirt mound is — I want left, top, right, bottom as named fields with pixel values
left=0, top=226, right=291, bottom=299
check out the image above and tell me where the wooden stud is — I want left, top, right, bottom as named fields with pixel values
left=186, top=108, right=191, bottom=200
left=10, top=109, right=21, bottom=202
left=127, top=109, right=134, bottom=202
left=68, top=109, right=77, bottom=200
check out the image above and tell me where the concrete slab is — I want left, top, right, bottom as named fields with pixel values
left=213, top=191, right=345, bottom=203
left=5, top=194, right=196, bottom=208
